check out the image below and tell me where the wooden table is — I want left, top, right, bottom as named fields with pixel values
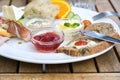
left=0, top=0, right=120, bottom=80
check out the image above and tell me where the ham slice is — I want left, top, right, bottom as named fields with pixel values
left=0, top=36, right=9, bottom=46
left=7, top=21, right=31, bottom=41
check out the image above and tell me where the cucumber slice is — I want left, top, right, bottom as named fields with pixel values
left=66, top=12, right=75, bottom=18
left=17, top=18, right=29, bottom=25
left=72, top=14, right=81, bottom=20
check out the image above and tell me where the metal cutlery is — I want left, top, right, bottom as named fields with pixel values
left=92, top=11, right=120, bottom=21
left=74, top=30, right=120, bottom=44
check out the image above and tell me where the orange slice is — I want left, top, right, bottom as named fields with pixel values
left=52, top=0, right=71, bottom=19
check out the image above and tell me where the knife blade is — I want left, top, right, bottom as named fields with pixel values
left=81, top=30, right=120, bottom=44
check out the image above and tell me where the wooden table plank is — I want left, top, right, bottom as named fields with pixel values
left=96, top=0, right=120, bottom=27
left=95, top=0, right=120, bottom=72
left=72, top=59, right=97, bottom=72
left=110, top=0, right=120, bottom=14
left=11, top=0, right=27, bottom=7
left=0, top=73, right=120, bottom=80
left=19, top=62, right=42, bottom=73
left=46, top=64, right=70, bottom=73
left=0, top=56, right=18, bottom=73
left=96, top=49, right=120, bottom=72
left=0, top=0, right=18, bottom=73
left=114, top=45, right=120, bottom=62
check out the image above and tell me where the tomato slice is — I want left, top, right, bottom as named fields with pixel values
left=83, top=20, right=92, bottom=29
left=75, top=40, right=88, bottom=46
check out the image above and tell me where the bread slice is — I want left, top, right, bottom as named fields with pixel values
left=56, top=23, right=120, bottom=56
left=24, top=0, right=59, bottom=19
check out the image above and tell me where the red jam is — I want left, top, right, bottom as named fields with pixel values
left=32, top=32, right=63, bottom=53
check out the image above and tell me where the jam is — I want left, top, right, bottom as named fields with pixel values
left=32, top=32, right=63, bottom=53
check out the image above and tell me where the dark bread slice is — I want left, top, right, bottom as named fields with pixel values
left=56, top=23, right=120, bottom=56
left=86, top=22, right=115, bottom=36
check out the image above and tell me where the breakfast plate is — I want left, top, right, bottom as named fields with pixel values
left=0, top=7, right=120, bottom=64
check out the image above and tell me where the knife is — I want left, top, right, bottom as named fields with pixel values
left=80, top=30, right=120, bottom=44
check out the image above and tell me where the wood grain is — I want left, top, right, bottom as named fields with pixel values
left=46, top=64, right=70, bottom=73
left=96, top=49, right=120, bottom=72
left=0, top=73, right=120, bottom=80
left=96, top=0, right=120, bottom=27
left=72, top=59, right=97, bottom=72
left=114, top=45, right=120, bottom=61
left=95, top=0, right=120, bottom=72
left=110, top=0, right=120, bottom=14
left=11, top=0, right=27, bottom=7
left=0, top=56, right=18, bottom=73
left=19, top=62, right=42, bottom=73
left=110, top=0, right=120, bottom=60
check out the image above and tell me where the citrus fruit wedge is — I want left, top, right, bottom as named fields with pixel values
left=52, top=0, right=71, bottom=19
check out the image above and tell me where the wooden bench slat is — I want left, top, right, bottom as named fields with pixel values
left=0, top=56, right=18, bottom=73
left=11, top=0, right=27, bottom=7
left=96, top=49, right=120, bottom=72
left=96, top=0, right=120, bottom=27
left=72, top=59, right=97, bottom=72
left=46, top=64, right=70, bottom=73
left=96, top=0, right=120, bottom=72
left=110, top=0, right=120, bottom=14
left=0, top=73, right=120, bottom=80
left=114, top=45, right=120, bottom=61
left=19, top=62, right=42, bottom=73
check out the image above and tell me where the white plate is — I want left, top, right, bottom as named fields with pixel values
left=0, top=7, right=120, bottom=64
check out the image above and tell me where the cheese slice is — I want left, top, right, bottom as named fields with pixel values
left=2, top=5, right=24, bottom=21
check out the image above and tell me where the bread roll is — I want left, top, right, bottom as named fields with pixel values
left=24, top=0, right=59, bottom=19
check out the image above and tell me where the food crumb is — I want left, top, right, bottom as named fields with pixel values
left=18, top=42, right=22, bottom=44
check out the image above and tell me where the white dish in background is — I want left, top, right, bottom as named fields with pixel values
left=0, top=7, right=120, bottom=64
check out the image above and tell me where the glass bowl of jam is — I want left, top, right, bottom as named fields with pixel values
left=31, top=27, right=64, bottom=53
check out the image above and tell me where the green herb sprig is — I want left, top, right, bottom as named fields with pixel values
left=64, top=22, right=80, bottom=27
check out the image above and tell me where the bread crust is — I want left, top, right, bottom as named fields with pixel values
left=56, top=32, right=120, bottom=56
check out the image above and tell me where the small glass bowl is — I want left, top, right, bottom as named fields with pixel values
left=31, top=27, right=64, bottom=53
